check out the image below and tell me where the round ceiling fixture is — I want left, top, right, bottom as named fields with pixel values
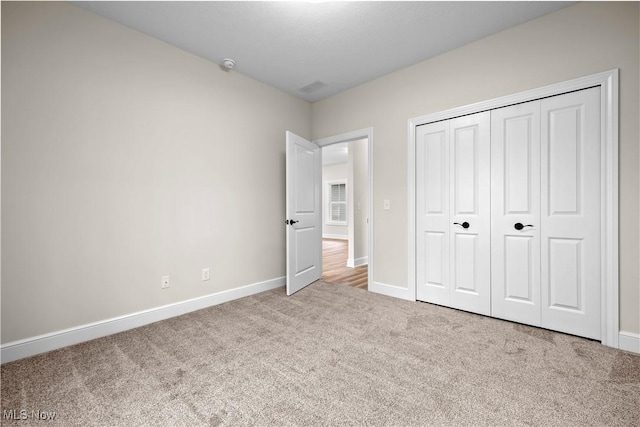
left=221, top=58, right=236, bottom=70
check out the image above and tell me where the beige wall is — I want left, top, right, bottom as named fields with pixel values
left=348, top=139, right=369, bottom=262
left=322, top=162, right=348, bottom=238
left=312, top=2, right=640, bottom=334
left=1, top=2, right=311, bottom=343
left=2, top=1, right=639, bottom=346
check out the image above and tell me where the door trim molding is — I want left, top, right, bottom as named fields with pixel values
left=407, top=69, right=619, bottom=348
left=314, top=127, right=374, bottom=295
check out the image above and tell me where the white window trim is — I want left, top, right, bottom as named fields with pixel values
left=325, top=180, right=348, bottom=226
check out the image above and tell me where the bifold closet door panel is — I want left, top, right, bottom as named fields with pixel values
left=540, top=87, right=601, bottom=340
left=416, top=120, right=450, bottom=305
left=416, top=112, right=491, bottom=316
left=449, top=112, right=491, bottom=316
left=491, top=101, right=542, bottom=326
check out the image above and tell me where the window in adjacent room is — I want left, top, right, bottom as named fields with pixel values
left=326, top=180, right=347, bottom=225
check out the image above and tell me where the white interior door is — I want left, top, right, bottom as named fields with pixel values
left=491, top=87, right=601, bottom=339
left=416, top=112, right=491, bottom=315
left=286, top=131, right=322, bottom=295
left=416, top=120, right=450, bottom=305
left=491, top=101, right=541, bottom=325
left=449, top=113, right=491, bottom=315
left=540, top=87, right=601, bottom=339
left=413, top=75, right=614, bottom=344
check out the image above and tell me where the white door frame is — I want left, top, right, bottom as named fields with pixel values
left=407, top=69, right=619, bottom=348
left=314, top=128, right=374, bottom=292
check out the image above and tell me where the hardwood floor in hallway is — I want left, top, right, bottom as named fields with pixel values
left=322, top=239, right=368, bottom=290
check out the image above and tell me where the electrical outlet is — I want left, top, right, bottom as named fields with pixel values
left=202, top=268, right=210, bottom=281
left=161, top=275, right=170, bottom=289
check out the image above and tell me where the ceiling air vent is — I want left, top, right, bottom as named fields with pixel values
left=299, top=80, right=327, bottom=94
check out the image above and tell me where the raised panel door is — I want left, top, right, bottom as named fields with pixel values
left=286, top=131, right=322, bottom=295
left=540, top=87, right=601, bottom=339
left=416, top=121, right=450, bottom=304
left=491, top=101, right=541, bottom=325
left=449, top=112, right=491, bottom=315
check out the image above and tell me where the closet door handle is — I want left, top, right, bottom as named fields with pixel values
left=453, top=222, right=470, bottom=229
left=286, top=219, right=299, bottom=225
left=514, top=223, right=534, bottom=230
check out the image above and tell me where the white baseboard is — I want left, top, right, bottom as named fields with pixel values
left=369, top=281, right=415, bottom=301
left=346, top=256, right=368, bottom=268
left=618, top=331, right=640, bottom=354
left=1, top=277, right=285, bottom=364
left=323, top=234, right=348, bottom=240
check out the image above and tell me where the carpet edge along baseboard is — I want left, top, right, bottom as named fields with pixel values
left=0, top=277, right=285, bottom=364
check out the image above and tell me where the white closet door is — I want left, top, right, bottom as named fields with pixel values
left=491, top=101, right=541, bottom=325
left=540, top=87, right=601, bottom=340
left=448, top=112, right=491, bottom=315
left=416, top=112, right=490, bottom=315
left=416, top=87, right=603, bottom=340
left=416, top=121, right=450, bottom=304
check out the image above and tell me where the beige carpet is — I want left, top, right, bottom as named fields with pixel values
left=1, top=281, right=639, bottom=426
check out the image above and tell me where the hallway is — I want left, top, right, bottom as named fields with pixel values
left=322, top=239, right=368, bottom=290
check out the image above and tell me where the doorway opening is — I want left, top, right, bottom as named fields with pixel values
left=316, top=132, right=372, bottom=291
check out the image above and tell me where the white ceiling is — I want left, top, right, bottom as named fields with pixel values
left=322, top=142, right=348, bottom=166
left=72, top=1, right=574, bottom=102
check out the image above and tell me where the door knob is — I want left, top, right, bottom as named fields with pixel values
left=286, top=219, right=299, bottom=225
left=514, top=222, right=533, bottom=230
left=453, top=222, right=470, bottom=229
